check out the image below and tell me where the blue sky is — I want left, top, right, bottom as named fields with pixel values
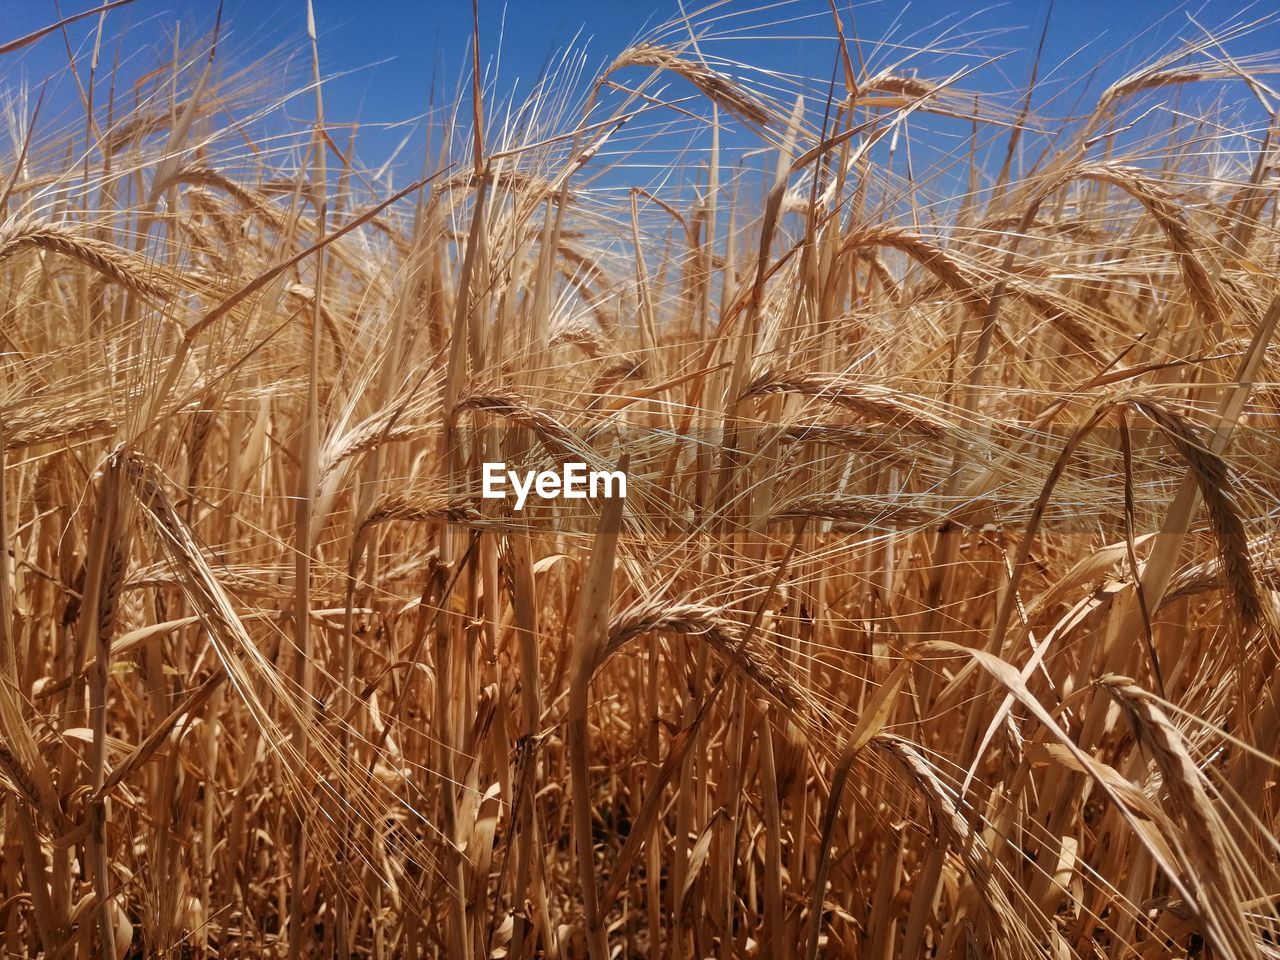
left=4, top=1, right=1279, bottom=186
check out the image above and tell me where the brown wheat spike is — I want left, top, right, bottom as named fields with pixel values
left=741, top=370, right=951, bottom=437
left=455, top=390, right=592, bottom=462
left=172, top=165, right=264, bottom=210
left=1133, top=399, right=1266, bottom=628
left=1035, top=164, right=1222, bottom=331
left=0, top=741, right=43, bottom=813
left=0, top=219, right=174, bottom=299
left=841, top=224, right=987, bottom=311
left=874, top=734, right=1033, bottom=957
left=360, top=494, right=485, bottom=532
left=1097, top=677, right=1266, bottom=960
left=606, top=43, right=770, bottom=127
left=603, top=598, right=827, bottom=731
left=858, top=73, right=939, bottom=100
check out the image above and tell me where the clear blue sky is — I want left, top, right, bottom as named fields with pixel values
left=4, top=1, right=1279, bottom=184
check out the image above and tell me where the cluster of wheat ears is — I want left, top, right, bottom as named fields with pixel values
left=2, top=1, right=1280, bottom=957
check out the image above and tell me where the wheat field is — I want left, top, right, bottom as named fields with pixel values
left=2, top=2, right=1280, bottom=957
